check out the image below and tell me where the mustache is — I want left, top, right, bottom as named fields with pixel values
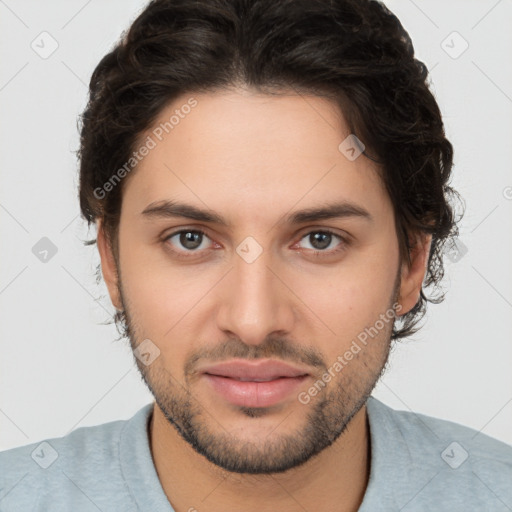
left=184, top=336, right=326, bottom=377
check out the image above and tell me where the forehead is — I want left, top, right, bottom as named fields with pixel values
left=122, top=89, right=389, bottom=221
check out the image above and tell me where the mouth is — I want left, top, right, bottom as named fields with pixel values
left=198, top=359, right=311, bottom=408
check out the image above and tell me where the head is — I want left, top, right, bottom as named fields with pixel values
left=78, top=0, right=462, bottom=474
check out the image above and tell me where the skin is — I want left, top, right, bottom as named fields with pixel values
left=97, top=87, right=432, bottom=512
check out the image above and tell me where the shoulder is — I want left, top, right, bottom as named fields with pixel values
left=371, top=397, right=512, bottom=465
left=365, top=397, right=512, bottom=510
left=0, top=405, right=152, bottom=511
left=0, top=413, right=127, bottom=470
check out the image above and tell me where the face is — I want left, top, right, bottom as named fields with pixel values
left=98, top=88, right=429, bottom=474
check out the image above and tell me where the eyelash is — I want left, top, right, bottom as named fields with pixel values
left=162, top=228, right=350, bottom=260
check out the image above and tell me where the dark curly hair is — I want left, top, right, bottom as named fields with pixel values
left=77, top=0, right=463, bottom=342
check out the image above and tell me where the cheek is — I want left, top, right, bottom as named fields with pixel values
left=118, top=235, right=199, bottom=341
left=292, top=242, right=399, bottom=344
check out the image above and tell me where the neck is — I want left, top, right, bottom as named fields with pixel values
left=149, top=403, right=371, bottom=512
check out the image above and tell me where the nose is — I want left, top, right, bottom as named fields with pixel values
left=215, top=246, right=296, bottom=346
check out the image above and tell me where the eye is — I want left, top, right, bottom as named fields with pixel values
left=164, top=229, right=213, bottom=255
left=162, top=228, right=349, bottom=259
left=295, top=230, right=348, bottom=255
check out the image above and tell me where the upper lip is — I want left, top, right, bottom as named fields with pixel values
left=198, top=359, right=310, bottom=380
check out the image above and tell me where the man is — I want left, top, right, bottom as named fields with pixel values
left=1, top=0, right=511, bottom=510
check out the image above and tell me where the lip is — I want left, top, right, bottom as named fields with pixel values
left=199, top=359, right=311, bottom=380
left=199, top=359, right=311, bottom=408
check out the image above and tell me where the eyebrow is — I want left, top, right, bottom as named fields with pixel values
left=140, top=199, right=373, bottom=226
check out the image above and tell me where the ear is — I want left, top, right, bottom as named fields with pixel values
left=397, top=232, right=432, bottom=316
left=96, top=219, right=122, bottom=311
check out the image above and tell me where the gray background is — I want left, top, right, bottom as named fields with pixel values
left=1, top=0, right=511, bottom=450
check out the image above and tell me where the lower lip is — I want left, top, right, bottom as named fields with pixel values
left=203, top=374, right=309, bottom=408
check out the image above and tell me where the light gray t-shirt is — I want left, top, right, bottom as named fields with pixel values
left=1, top=396, right=511, bottom=511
